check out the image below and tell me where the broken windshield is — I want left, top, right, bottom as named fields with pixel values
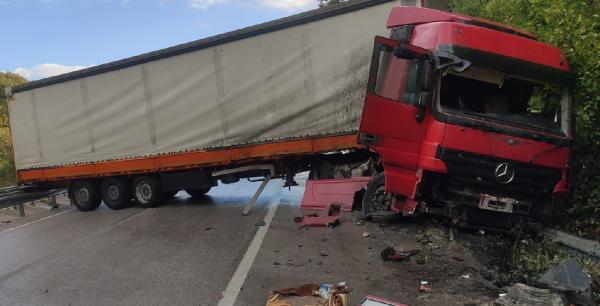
left=439, top=66, right=570, bottom=137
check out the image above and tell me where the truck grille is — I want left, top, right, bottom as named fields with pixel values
left=438, top=149, right=562, bottom=197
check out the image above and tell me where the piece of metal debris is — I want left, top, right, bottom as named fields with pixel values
left=359, top=295, right=407, bottom=306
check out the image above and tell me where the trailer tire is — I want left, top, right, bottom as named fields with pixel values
left=361, top=172, right=391, bottom=219
left=70, top=180, right=102, bottom=212
left=185, top=188, right=211, bottom=198
left=133, top=176, right=164, bottom=208
left=101, top=177, right=132, bottom=210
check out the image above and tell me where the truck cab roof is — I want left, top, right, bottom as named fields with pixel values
left=386, top=6, right=536, bottom=39
left=389, top=7, right=569, bottom=75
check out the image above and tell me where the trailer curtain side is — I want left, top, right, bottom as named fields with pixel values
left=9, top=0, right=412, bottom=171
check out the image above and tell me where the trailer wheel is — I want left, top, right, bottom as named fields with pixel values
left=133, top=176, right=164, bottom=208
left=362, top=172, right=392, bottom=218
left=185, top=188, right=211, bottom=198
left=70, top=180, right=102, bottom=211
left=101, top=177, right=132, bottom=210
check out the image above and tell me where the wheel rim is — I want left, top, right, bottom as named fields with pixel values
left=76, top=186, right=90, bottom=204
left=135, top=181, right=153, bottom=204
left=107, top=185, right=120, bottom=201
left=371, top=185, right=391, bottom=212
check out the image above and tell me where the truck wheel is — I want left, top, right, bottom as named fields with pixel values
left=70, top=180, right=102, bottom=211
left=185, top=188, right=211, bottom=198
left=101, top=177, right=131, bottom=210
left=362, top=172, right=392, bottom=218
left=133, top=176, right=164, bottom=208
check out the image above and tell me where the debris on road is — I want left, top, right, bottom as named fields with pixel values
left=318, top=282, right=348, bottom=300
left=362, top=232, right=370, bottom=238
left=380, top=246, right=420, bottom=262
left=320, top=250, right=329, bottom=257
left=493, top=283, right=567, bottom=306
left=419, top=280, right=431, bottom=293
left=255, top=220, right=266, bottom=227
left=359, top=295, right=407, bottom=306
left=537, top=260, right=594, bottom=305
left=461, top=274, right=471, bottom=279
left=267, top=283, right=348, bottom=306
left=267, top=284, right=322, bottom=306
left=296, top=203, right=342, bottom=228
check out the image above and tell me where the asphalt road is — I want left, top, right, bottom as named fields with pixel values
left=0, top=177, right=493, bottom=306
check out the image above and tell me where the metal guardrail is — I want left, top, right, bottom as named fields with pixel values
left=544, top=229, right=600, bottom=260
left=0, top=187, right=67, bottom=217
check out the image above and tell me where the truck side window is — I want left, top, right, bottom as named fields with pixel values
left=373, top=45, right=419, bottom=104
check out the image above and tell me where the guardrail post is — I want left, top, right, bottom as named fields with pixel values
left=49, top=195, right=58, bottom=209
left=18, top=204, right=25, bottom=217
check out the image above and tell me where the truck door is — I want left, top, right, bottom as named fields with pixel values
left=358, top=36, right=431, bottom=197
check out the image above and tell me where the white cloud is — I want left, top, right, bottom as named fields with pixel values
left=185, top=0, right=317, bottom=11
left=187, top=0, right=227, bottom=10
left=258, top=0, right=316, bottom=10
left=13, top=63, right=94, bottom=80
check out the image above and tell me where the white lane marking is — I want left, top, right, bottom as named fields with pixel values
left=0, top=208, right=76, bottom=235
left=93, top=208, right=151, bottom=235
left=217, top=186, right=282, bottom=306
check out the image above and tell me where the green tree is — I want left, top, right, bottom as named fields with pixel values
left=0, top=72, right=27, bottom=187
left=449, top=0, right=600, bottom=238
left=318, top=0, right=348, bottom=7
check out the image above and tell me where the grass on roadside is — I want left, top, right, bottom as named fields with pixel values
left=482, top=237, right=599, bottom=303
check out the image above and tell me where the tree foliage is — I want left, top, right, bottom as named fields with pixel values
left=318, top=0, right=348, bottom=7
left=449, top=0, right=600, bottom=238
left=0, top=72, right=27, bottom=187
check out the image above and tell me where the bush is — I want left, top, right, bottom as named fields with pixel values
left=0, top=72, right=27, bottom=187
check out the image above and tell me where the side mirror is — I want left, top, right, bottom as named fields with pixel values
left=416, top=62, right=434, bottom=122
left=416, top=91, right=432, bottom=122
left=420, top=62, right=434, bottom=91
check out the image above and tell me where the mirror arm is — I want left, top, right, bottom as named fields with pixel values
left=431, top=51, right=471, bottom=72
left=416, top=107, right=425, bottom=122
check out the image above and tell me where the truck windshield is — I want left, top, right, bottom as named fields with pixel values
left=439, top=66, right=570, bottom=137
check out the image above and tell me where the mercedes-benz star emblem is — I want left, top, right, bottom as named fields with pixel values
left=494, top=163, right=515, bottom=184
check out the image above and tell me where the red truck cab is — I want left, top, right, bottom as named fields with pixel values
left=358, top=7, right=572, bottom=230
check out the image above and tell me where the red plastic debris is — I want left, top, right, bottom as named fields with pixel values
left=300, top=177, right=370, bottom=211
left=297, top=203, right=342, bottom=228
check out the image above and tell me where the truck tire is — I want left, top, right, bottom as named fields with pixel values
left=185, top=188, right=211, bottom=198
left=101, top=177, right=132, bottom=210
left=70, top=180, right=102, bottom=211
left=133, top=176, right=164, bottom=208
left=361, top=172, right=392, bottom=219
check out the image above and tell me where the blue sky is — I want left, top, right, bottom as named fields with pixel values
left=1, top=0, right=318, bottom=80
